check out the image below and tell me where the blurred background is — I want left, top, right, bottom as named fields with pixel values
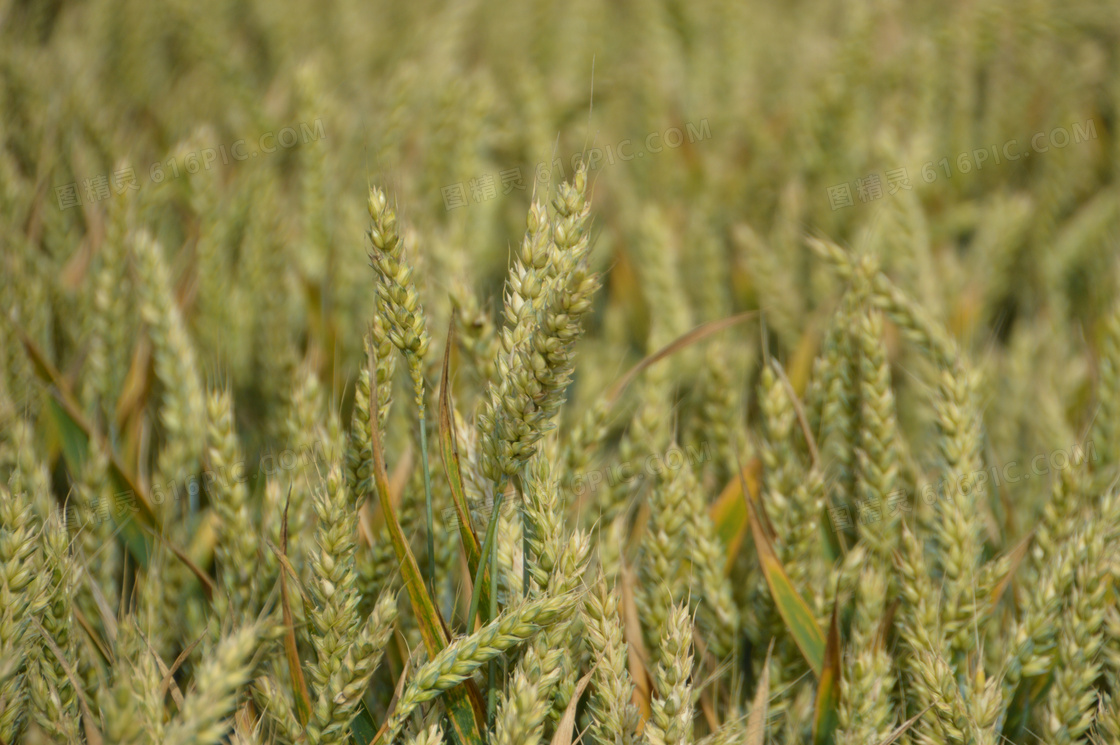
left=1, top=0, right=1118, bottom=497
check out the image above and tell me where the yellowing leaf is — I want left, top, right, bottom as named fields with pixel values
left=709, top=459, right=761, bottom=575
left=366, top=340, right=487, bottom=745
left=812, top=597, right=841, bottom=745
left=744, top=484, right=825, bottom=677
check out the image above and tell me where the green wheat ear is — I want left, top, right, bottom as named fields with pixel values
left=133, top=229, right=207, bottom=494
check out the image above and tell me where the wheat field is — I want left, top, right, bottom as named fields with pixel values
left=1, top=0, right=1119, bottom=743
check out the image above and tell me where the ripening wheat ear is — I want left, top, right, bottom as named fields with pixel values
left=582, top=575, right=642, bottom=745
left=131, top=229, right=207, bottom=493
left=817, top=287, right=864, bottom=516
left=758, top=362, right=821, bottom=608
left=405, top=719, right=445, bottom=745
left=0, top=481, right=41, bottom=743
left=491, top=646, right=557, bottom=745
left=521, top=456, right=564, bottom=592
left=3, top=417, right=54, bottom=522
left=1004, top=536, right=1076, bottom=694
left=809, top=237, right=958, bottom=368
left=347, top=318, right=395, bottom=503
left=1091, top=300, right=1120, bottom=470
left=384, top=591, right=578, bottom=742
left=83, top=191, right=133, bottom=419
left=893, top=521, right=942, bottom=725
left=100, top=617, right=168, bottom=744
left=638, top=455, right=693, bottom=656
left=634, top=204, right=693, bottom=352
left=645, top=602, right=695, bottom=745
left=73, top=442, right=120, bottom=614
left=305, top=461, right=398, bottom=745
left=280, top=367, right=331, bottom=568
left=835, top=566, right=894, bottom=745
left=1042, top=521, right=1111, bottom=745
left=367, top=185, right=431, bottom=412
left=1099, top=677, right=1120, bottom=743
left=451, top=276, right=500, bottom=384
left=252, top=671, right=305, bottom=745
left=684, top=484, right=740, bottom=662
left=25, top=511, right=80, bottom=744
left=501, top=198, right=554, bottom=337
left=541, top=529, right=593, bottom=724
left=312, top=593, right=398, bottom=745
left=479, top=162, right=599, bottom=482
left=911, top=641, right=991, bottom=744
left=206, top=388, right=258, bottom=618
left=367, top=183, right=442, bottom=594
left=163, top=622, right=264, bottom=745
left=607, top=206, right=689, bottom=506
left=853, top=306, right=901, bottom=561
left=931, top=360, right=989, bottom=658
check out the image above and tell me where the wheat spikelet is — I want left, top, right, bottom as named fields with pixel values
left=491, top=651, right=554, bottom=745
left=451, top=277, right=500, bottom=384
left=639, top=458, right=694, bottom=657
left=100, top=618, right=167, bottom=745
left=83, top=189, right=133, bottom=417
left=405, top=720, right=445, bottom=745
left=541, top=530, right=592, bottom=723
left=521, top=456, right=563, bottom=592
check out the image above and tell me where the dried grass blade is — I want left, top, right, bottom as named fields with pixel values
left=550, top=665, right=596, bottom=745
left=874, top=704, right=933, bottom=745
left=745, top=640, right=773, bottom=745
left=71, top=604, right=112, bottom=666
left=158, top=632, right=205, bottom=703
left=606, top=311, right=758, bottom=404
left=620, top=563, right=653, bottom=725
